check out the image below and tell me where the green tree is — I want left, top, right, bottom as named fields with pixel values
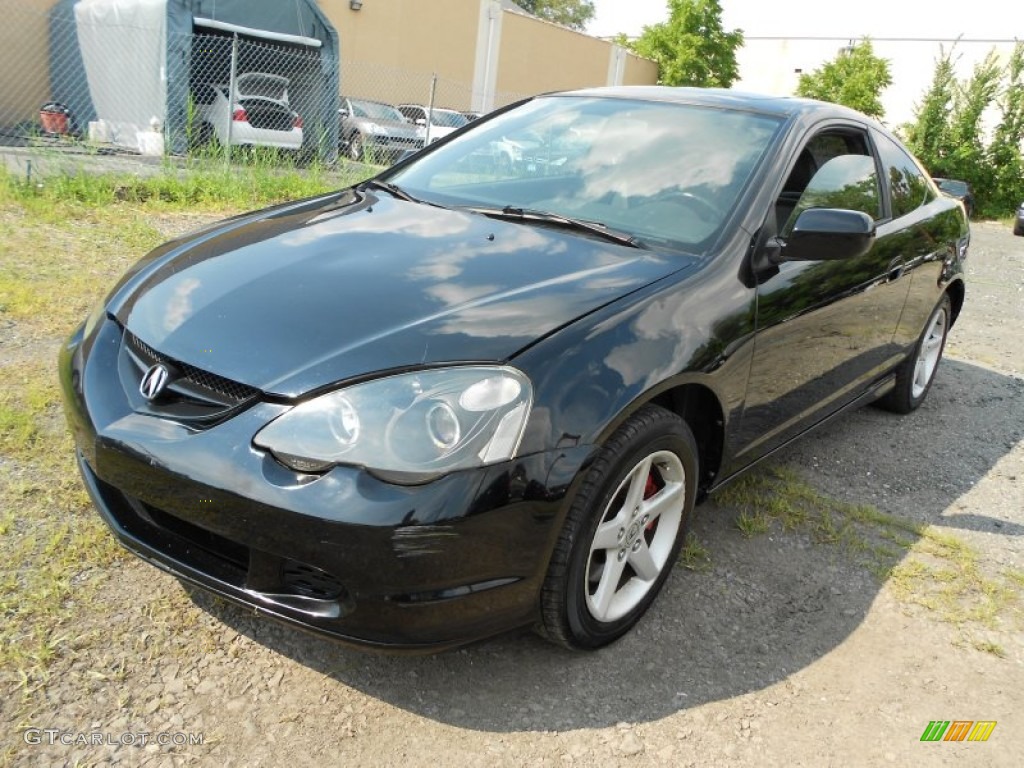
left=902, top=47, right=956, bottom=170
left=905, top=45, right=1022, bottom=217
left=795, top=39, right=892, bottom=118
left=943, top=51, right=1001, bottom=184
left=625, top=0, right=743, bottom=88
left=987, top=43, right=1024, bottom=211
left=515, top=0, right=595, bottom=31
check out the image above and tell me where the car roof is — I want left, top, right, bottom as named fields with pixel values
left=556, top=86, right=872, bottom=121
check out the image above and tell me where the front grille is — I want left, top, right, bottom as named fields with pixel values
left=118, top=327, right=260, bottom=425
left=126, top=331, right=258, bottom=405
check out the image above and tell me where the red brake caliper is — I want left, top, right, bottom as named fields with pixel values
left=643, top=472, right=658, bottom=530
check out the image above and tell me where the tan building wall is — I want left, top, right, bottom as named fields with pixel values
left=318, top=0, right=481, bottom=109
left=495, top=11, right=612, bottom=102
left=3, top=0, right=58, bottom=124
left=319, top=0, right=658, bottom=112
left=622, top=51, right=659, bottom=86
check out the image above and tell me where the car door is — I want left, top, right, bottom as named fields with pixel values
left=869, top=128, right=958, bottom=351
left=736, top=125, right=912, bottom=460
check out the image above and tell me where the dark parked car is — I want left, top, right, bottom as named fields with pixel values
left=933, top=177, right=975, bottom=219
left=338, top=96, right=423, bottom=163
left=1014, top=201, right=1024, bottom=235
left=61, top=88, right=968, bottom=652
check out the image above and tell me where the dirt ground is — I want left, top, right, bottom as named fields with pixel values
left=5, top=221, right=1023, bottom=766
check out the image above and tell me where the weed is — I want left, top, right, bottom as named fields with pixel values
left=714, top=464, right=1023, bottom=645
left=735, top=510, right=769, bottom=537
left=680, top=532, right=712, bottom=571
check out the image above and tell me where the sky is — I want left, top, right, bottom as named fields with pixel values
left=587, top=0, right=1010, bottom=41
left=585, top=0, right=1016, bottom=127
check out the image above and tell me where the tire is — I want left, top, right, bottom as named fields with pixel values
left=877, top=294, right=951, bottom=414
left=348, top=133, right=364, bottom=162
left=537, top=404, right=698, bottom=650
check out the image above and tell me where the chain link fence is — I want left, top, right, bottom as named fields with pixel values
left=0, top=1, right=529, bottom=170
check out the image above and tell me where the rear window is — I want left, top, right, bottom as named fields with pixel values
left=236, top=74, right=288, bottom=100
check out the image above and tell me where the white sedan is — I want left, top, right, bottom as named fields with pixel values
left=197, top=73, right=303, bottom=151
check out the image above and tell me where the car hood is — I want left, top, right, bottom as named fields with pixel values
left=114, top=192, right=693, bottom=397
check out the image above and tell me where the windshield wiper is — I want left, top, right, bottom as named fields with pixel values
left=464, top=205, right=647, bottom=249
left=359, top=179, right=451, bottom=211
left=359, top=179, right=419, bottom=203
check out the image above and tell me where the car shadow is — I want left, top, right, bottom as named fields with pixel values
left=186, top=358, right=1023, bottom=732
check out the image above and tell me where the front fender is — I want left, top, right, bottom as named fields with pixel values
left=513, top=247, right=756, bottom=460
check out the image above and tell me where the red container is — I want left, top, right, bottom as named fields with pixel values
left=40, top=104, right=69, bottom=135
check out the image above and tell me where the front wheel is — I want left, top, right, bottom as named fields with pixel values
left=878, top=294, right=951, bottom=414
left=538, top=405, right=698, bottom=650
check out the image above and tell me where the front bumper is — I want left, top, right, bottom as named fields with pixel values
left=365, top=134, right=424, bottom=155
left=60, top=318, right=590, bottom=650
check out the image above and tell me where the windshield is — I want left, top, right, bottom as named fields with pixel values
left=387, top=96, right=782, bottom=252
left=350, top=99, right=406, bottom=122
left=431, top=109, right=469, bottom=128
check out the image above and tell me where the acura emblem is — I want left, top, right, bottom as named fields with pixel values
left=140, top=364, right=171, bottom=400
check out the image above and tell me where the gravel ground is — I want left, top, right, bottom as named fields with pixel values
left=5, top=221, right=1023, bottom=767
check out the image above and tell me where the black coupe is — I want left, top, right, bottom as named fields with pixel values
left=60, top=88, right=968, bottom=651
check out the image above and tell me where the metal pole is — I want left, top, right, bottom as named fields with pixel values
left=226, top=33, right=238, bottom=166
left=426, top=73, right=438, bottom=146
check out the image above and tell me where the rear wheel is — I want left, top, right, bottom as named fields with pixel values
left=538, top=405, right=697, bottom=650
left=878, top=294, right=951, bottom=414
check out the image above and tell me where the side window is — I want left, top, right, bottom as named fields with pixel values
left=776, top=129, right=880, bottom=233
left=791, top=155, right=880, bottom=225
left=872, top=131, right=931, bottom=218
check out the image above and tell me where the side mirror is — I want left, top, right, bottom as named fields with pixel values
left=338, top=108, right=349, bottom=118
left=781, top=208, right=875, bottom=262
left=415, top=118, right=427, bottom=126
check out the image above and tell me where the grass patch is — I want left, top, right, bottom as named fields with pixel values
left=680, top=532, right=712, bottom=571
left=0, top=161, right=377, bottom=717
left=888, top=528, right=1020, bottom=632
left=2, top=156, right=370, bottom=211
left=0, top=203, right=166, bottom=337
left=735, top=510, right=769, bottom=538
left=714, top=465, right=1023, bottom=644
left=0, top=360, right=123, bottom=701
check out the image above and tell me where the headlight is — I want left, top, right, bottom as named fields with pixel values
left=254, top=366, right=532, bottom=482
